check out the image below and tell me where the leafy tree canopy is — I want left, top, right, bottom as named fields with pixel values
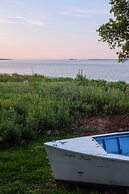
left=97, top=0, right=129, bottom=62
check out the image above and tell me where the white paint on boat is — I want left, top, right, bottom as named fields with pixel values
left=44, top=131, right=129, bottom=187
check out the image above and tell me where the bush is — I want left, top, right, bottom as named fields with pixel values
left=1, top=74, right=129, bottom=146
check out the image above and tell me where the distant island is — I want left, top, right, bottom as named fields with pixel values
left=88, top=59, right=116, bottom=60
left=69, top=58, right=77, bottom=61
left=0, top=59, right=12, bottom=60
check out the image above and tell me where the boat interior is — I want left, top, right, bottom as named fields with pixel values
left=95, top=133, right=129, bottom=156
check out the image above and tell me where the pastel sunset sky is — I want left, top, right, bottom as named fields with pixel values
left=0, top=0, right=117, bottom=59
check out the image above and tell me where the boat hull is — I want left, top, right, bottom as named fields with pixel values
left=45, top=145, right=129, bottom=187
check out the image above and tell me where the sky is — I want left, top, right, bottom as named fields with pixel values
left=0, top=0, right=117, bottom=59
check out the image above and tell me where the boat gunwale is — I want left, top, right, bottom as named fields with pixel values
left=92, top=131, right=129, bottom=139
left=44, top=131, right=129, bottom=162
left=44, top=143, right=129, bottom=163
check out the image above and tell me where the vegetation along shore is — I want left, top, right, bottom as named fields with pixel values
left=1, top=73, right=129, bottom=194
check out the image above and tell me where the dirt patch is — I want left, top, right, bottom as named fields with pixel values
left=71, top=115, right=129, bottom=136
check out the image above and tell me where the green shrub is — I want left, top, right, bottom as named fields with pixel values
left=1, top=74, right=129, bottom=146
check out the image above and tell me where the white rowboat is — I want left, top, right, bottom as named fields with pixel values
left=44, top=131, right=129, bottom=187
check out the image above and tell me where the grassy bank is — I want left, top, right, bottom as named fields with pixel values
left=1, top=73, right=129, bottom=146
left=1, top=74, right=129, bottom=193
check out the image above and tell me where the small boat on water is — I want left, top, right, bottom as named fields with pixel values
left=44, top=131, right=129, bottom=187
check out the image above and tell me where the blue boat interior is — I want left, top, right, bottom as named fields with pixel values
left=95, top=133, right=129, bottom=156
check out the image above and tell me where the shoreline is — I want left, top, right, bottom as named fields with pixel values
left=0, top=73, right=128, bottom=84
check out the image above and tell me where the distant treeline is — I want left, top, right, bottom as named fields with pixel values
left=0, top=59, right=12, bottom=60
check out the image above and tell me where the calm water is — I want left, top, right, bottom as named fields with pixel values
left=0, top=59, right=129, bottom=82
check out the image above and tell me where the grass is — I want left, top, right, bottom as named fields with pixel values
left=1, top=135, right=128, bottom=194
left=0, top=135, right=59, bottom=194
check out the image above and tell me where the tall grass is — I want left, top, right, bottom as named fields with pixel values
left=1, top=73, right=129, bottom=146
